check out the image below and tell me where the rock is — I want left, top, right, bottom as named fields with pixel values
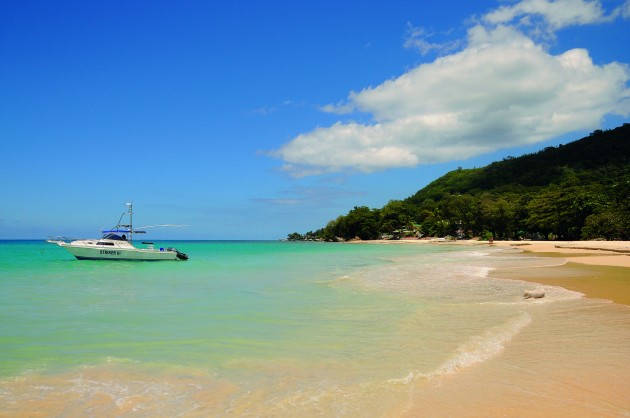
left=523, top=287, right=545, bottom=299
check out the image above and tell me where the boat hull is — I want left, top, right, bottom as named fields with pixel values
left=55, top=242, right=180, bottom=261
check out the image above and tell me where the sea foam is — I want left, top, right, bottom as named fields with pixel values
left=431, top=311, right=532, bottom=376
left=390, top=311, right=532, bottom=384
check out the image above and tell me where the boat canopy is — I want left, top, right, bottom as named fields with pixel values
left=101, top=229, right=146, bottom=234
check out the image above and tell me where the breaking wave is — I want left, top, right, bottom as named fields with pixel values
left=390, top=311, right=532, bottom=384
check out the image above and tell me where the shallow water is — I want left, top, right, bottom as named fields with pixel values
left=1, top=240, right=629, bottom=416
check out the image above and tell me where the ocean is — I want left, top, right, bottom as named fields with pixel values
left=1, top=240, right=629, bottom=417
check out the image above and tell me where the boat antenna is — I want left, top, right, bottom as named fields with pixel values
left=115, top=212, right=126, bottom=228
left=134, top=224, right=189, bottom=229
left=126, top=202, right=133, bottom=243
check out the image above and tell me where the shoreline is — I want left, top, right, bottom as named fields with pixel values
left=492, top=240, right=630, bottom=306
left=351, top=239, right=630, bottom=305
left=348, top=238, right=630, bottom=267
left=357, top=239, right=630, bottom=417
left=490, top=240, right=630, bottom=267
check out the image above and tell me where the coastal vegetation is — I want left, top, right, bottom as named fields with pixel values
left=288, top=124, right=630, bottom=241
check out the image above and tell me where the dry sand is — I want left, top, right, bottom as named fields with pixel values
left=491, top=240, right=630, bottom=268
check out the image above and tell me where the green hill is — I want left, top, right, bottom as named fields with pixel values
left=290, top=124, right=630, bottom=241
left=407, top=124, right=630, bottom=203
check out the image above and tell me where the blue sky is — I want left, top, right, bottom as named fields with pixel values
left=1, top=0, right=629, bottom=239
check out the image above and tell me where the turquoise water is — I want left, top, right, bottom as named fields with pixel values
left=1, top=241, right=439, bottom=375
left=1, top=240, right=629, bottom=416
left=0, top=242, right=400, bottom=376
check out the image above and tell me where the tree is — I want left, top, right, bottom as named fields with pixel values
left=340, top=206, right=380, bottom=240
left=438, top=194, right=477, bottom=237
left=287, top=232, right=304, bottom=241
left=581, top=211, right=628, bottom=240
left=380, top=200, right=417, bottom=236
left=479, top=194, right=515, bottom=239
left=526, top=181, right=606, bottom=240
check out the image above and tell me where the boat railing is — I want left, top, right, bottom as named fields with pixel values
left=47, top=235, right=77, bottom=243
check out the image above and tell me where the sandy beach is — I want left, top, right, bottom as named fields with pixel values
left=346, top=238, right=630, bottom=417
left=379, top=239, right=630, bottom=417
left=488, top=240, right=630, bottom=306
left=491, top=240, right=630, bottom=267
left=354, top=239, right=630, bottom=306
left=356, top=238, right=630, bottom=267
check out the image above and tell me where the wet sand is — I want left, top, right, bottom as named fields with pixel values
left=398, top=240, right=630, bottom=418
left=355, top=239, right=630, bottom=306
left=491, top=241, right=630, bottom=305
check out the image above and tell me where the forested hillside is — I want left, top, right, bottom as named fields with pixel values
left=289, top=124, right=630, bottom=241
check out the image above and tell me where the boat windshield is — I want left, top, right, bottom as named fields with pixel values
left=101, top=233, right=126, bottom=241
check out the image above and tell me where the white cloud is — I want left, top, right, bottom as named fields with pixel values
left=271, top=1, right=630, bottom=177
left=403, top=23, right=462, bottom=56
left=483, top=0, right=610, bottom=29
left=318, top=101, right=355, bottom=115
left=253, top=185, right=364, bottom=206
left=619, top=0, right=630, bottom=18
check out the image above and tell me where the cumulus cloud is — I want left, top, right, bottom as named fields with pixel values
left=483, top=0, right=610, bottom=29
left=481, top=0, right=625, bottom=41
left=271, top=1, right=630, bottom=177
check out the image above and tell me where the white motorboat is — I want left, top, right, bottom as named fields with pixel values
left=47, top=203, right=188, bottom=261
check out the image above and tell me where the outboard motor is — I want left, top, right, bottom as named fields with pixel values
left=167, top=247, right=189, bottom=260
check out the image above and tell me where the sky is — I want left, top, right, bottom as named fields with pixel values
left=1, top=0, right=629, bottom=240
